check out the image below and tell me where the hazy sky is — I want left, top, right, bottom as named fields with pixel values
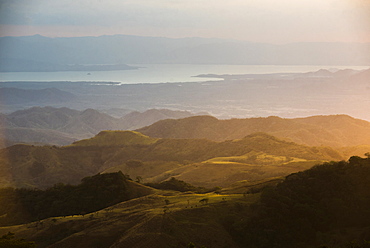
left=0, top=0, right=369, bottom=43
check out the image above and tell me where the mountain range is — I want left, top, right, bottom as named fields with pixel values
left=0, top=107, right=195, bottom=147
left=2, top=104, right=370, bottom=149
left=1, top=35, right=369, bottom=72
left=0, top=108, right=370, bottom=247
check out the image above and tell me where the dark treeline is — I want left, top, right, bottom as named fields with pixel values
left=0, top=172, right=132, bottom=226
left=227, top=155, right=370, bottom=248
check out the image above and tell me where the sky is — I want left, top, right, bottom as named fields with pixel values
left=0, top=0, right=369, bottom=43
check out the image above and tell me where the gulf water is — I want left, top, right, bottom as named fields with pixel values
left=0, top=64, right=368, bottom=84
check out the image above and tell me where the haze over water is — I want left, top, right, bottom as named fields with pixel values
left=1, top=64, right=368, bottom=84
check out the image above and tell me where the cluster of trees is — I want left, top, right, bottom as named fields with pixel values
left=228, top=155, right=370, bottom=248
left=0, top=172, right=131, bottom=226
left=145, top=177, right=210, bottom=193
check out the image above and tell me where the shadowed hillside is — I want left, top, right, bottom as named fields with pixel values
left=229, top=155, right=370, bottom=248
left=137, top=114, right=370, bottom=147
left=0, top=172, right=154, bottom=226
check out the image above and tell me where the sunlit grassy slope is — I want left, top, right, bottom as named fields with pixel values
left=0, top=189, right=258, bottom=248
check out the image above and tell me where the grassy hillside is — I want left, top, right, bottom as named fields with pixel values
left=0, top=131, right=343, bottom=189
left=0, top=156, right=369, bottom=248
left=0, top=190, right=254, bottom=248
left=137, top=114, right=370, bottom=147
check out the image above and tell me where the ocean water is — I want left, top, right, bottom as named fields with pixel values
left=0, top=64, right=368, bottom=84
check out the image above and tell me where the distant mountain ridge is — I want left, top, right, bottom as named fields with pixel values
left=1, top=35, right=369, bottom=71
left=3, top=107, right=370, bottom=148
left=0, top=106, right=195, bottom=146
left=137, top=114, right=370, bottom=147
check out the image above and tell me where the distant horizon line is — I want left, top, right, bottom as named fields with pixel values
left=1, top=33, right=370, bottom=45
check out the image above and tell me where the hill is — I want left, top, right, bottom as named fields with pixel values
left=0, top=190, right=246, bottom=248
left=0, top=156, right=369, bottom=248
left=137, top=114, right=370, bottom=147
left=120, top=109, right=195, bottom=130
left=0, top=171, right=154, bottom=226
left=0, top=131, right=343, bottom=189
left=0, top=107, right=194, bottom=146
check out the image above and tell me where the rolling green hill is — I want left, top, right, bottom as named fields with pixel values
left=137, top=114, right=370, bottom=147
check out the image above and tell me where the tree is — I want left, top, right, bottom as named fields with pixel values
left=135, top=176, right=143, bottom=183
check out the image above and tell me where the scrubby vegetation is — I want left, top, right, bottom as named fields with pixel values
left=0, top=172, right=149, bottom=226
